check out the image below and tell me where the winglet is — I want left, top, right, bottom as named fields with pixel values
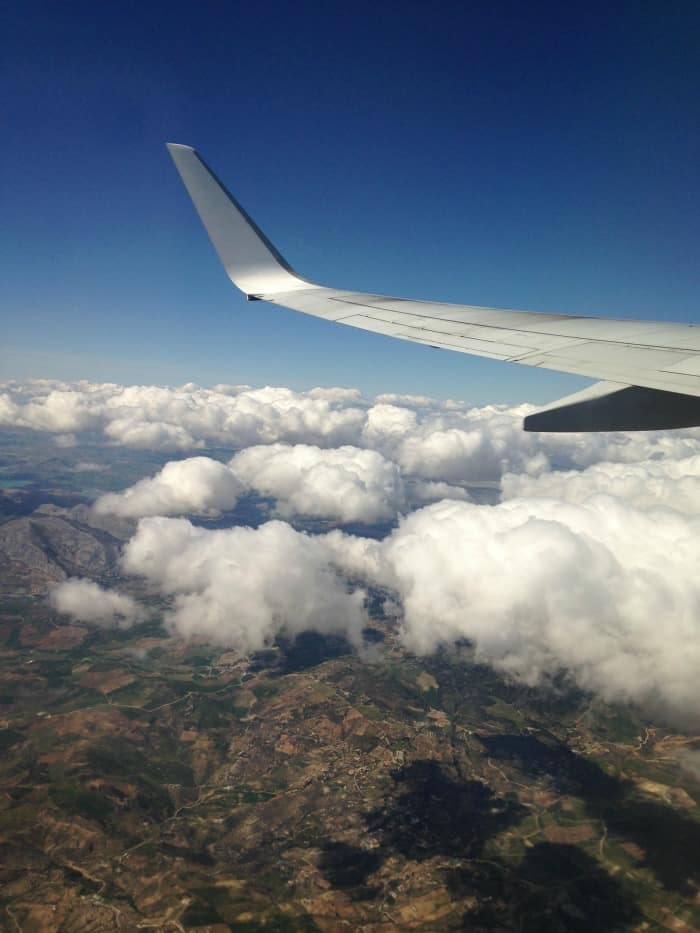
left=166, top=144, right=316, bottom=297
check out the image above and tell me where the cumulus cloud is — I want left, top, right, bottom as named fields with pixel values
left=104, top=418, right=201, bottom=451
left=407, top=480, right=473, bottom=504
left=363, top=401, right=550, bottom=484
left=502, top=455, right=700, bottom=514
left=74, top=461, right=110, bottom=472
left=49, top=579, right=143, bottom=627
left=94, top=456, right=242, bottom=518
left=366, top=498, right=700, bottom=723
left=229, top=443, right=406, bottom=522
left=121, top=518, right=367, bottom=652
left=54, top=433, right=78, bottom=448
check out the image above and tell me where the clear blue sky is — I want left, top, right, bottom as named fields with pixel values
left=2, top=1, right=699, bottom=403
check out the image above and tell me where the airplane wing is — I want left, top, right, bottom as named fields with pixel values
left=167, top=143, right=700, bottom=432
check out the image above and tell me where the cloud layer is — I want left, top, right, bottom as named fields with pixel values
left=13, top=377, right=700, bottom=727
left=0, top=381, right=366, bottom=452
left=8, top=378, right=699, bottom=488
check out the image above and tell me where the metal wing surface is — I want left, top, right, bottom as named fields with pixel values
left=167, top=143, right=700, bottom=431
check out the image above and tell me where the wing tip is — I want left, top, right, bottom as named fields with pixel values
left=165, top=143, right=314, bottom=295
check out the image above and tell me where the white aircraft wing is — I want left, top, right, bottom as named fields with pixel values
left=167, top=143, right=700, bottom=432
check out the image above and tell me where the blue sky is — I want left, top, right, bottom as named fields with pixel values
left=2, top=1, right=699, bottom=403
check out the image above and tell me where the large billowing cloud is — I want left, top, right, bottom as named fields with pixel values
left=365, top=498, right=700, bottom=724
left=49, top=579, right=143, bottom=627
left=361, top=402, right=549, bottom=483
left=94, top=456, right=243, bottom=518
left=229, top=443, right=406, bottom=522
left=121, top=518, right=367, bottom=653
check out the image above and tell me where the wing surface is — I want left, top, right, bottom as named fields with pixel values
left=167, top=144, right=700, bottom=430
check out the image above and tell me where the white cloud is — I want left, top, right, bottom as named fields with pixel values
left=366, top=498, right=700, bottom=725
left=74, top=461, right=110, bottom=472
left=502, top=455, right=700, bottom=514
left=49, top=579, right=142, bottom=628
left=362, top=402, right=551, bottom=484
left=362, top=403, right=419, bottom=449
left=54, top=433, right=78, bottom=448
left=407, top=479, right=473, bottom=504
left=94, top=456, right=243, bottom=518
left=104, top=418, right=202, bottom=451
left=229, top=443, right=406, bottom=522
left=121, top=517, right=367, bottom=652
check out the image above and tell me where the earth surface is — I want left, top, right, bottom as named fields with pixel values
left=1, top=429, right=699, bottom=931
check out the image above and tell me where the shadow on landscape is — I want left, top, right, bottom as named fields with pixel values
left=319, top=760, right=526, bottom=899
left=480, top=732, right=700, bottom=895
left=366, top=760, right=527, bottom=860
left=450, top=843, right=641, bottom=932
left=317, top=757, right=648, bottom=927
left=273, top=631, right=352, bottom=674
left=317, top=841, right=382, bottom=900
